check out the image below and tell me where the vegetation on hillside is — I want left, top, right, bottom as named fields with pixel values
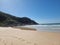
left=0, top=11, right=38, bottom=27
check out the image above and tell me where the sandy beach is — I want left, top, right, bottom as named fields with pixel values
left=0, top=27, right=60, bottom=45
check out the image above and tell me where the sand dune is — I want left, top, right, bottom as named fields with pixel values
left=0, top=27, right=60, bottom=45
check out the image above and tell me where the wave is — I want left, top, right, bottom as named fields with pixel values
left=24, top=25, right=60, bottom=32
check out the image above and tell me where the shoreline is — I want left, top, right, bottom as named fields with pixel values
left=0, top=27, right=60, bottom=45
left=12, top=26, right=37, bottom=31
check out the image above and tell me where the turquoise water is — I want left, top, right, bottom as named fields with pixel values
left=24, top=25, right=60, bottom=32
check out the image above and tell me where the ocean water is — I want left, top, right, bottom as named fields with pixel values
left=24, top=25, right=60, bottom=32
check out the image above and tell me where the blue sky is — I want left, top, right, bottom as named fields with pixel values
left=0, top=0, right=60, bottom=23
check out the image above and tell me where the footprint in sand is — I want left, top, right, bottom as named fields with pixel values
left=34, top=43, right=37, bottom=45
left=27, top=41, right=31, bottom=44
left=0, top=39, right=7, bottom=45
left=3, top=40, right=7, bottom=45
left=0, top=38, right=2, bottom=41
left=9, top=36, right=25, bottom=42
left=14, top=37, right=38, bottom=45
left=27, top=42, right=37, bottom=45
left=0, top=36, right=37, bottom=45
left=12, top=36, right=25, bottom=41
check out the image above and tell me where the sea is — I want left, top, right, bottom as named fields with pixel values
left=24, top=25, right=60, bottom=32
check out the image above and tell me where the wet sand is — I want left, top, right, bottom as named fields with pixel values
left=0, top=27, right=60, bottom=45
left=13, top=26, right=36, bottom=31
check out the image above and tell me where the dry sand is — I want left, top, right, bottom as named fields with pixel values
left=0, top=27, right=60, bottom=45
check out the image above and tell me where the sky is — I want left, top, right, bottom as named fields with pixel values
left=0, top=0, right=60, bottom=24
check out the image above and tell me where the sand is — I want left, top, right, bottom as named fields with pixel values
left=0, top=27, right=60, bottom=45
left=13, top=26, right=36, bottom=31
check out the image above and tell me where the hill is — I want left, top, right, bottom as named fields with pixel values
left=0, top=11, right=38, bottom=27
